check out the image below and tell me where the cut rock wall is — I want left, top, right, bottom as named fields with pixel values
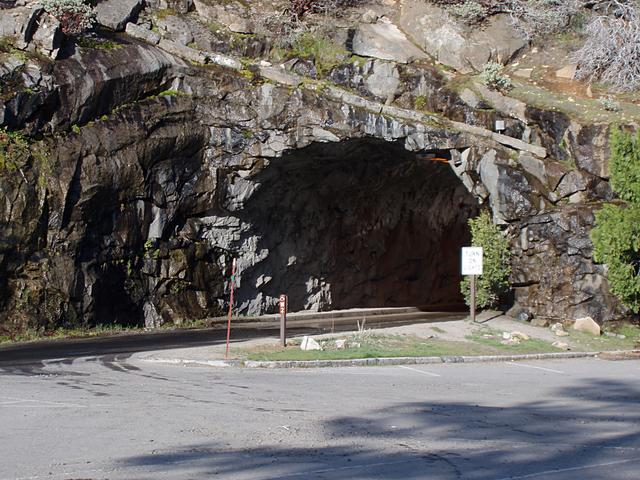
left=0, top=15, right=630, bottom=329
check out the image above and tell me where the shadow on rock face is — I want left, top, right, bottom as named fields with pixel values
left=213, top=138, right=480, bottom=315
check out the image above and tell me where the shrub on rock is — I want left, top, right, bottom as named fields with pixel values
left=42, top=0, right=95, bottom=36
left=480, top=62, right=513, bottom=91
left=460, top=211, right=511, bottom=309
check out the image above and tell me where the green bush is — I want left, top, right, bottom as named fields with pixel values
left=608, top=128, right=640, bottom=203
left=592, top=203, right=640, bottom=312
left=460, top=211, right=511, bottom=309
left=0, top=127, right=30, bottom=171
left=591, top=128, right=640, bottom=312
left=290, top=32, right=349, bottom=77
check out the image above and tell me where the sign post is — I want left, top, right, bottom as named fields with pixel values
left=225, top=258, right=237, bottom=359
left=461, top=247, right=483, bottom=323
left=279, top=294, right=288, bottom=347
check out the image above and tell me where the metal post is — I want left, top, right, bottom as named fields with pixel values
left=279, top=294, right=288, bottom=347
left=470, top=274, right=477, bottom=323
left=225, top=258, right=237, bottom=359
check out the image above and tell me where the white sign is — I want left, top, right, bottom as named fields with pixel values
left=462, top=247, right=483, bottom=275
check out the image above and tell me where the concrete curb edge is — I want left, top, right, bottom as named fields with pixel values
left=139, top=350, right=640, bottom=369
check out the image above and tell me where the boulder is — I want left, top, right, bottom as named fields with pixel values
left=193, top=0, right=254, bottom=34
left=458, top=88, right=481, bottom=109
left=125, top=22, right=161, bottom=45
left=0, top=5, right=42, bottom=48
left=511, top=331, right=530, bottom=341
left=552, top=341, right=570, bottom=350
left=473, top=81, right=527, bottom=122
left=361, top=9, right=378, bottom=23
left=555, top=170, right=590, bottom=199
left=399, top=2, right=527, bottom=73
left=31, top=13, right=62, bottom=59
left=300, top=336, right=322, bottom=351
left=531, top=317, right=550, bottom=328
left=96, top=0, right=144, bottom=31
left=364, top=60, right=401, bottom=101
left=572, top=316, right=601, bottom=336
left=351, top=22, right=428, bottom=64
left=563, top=122, right=611, bottom=179
left=556, top=64, right=577, bottom=80
left=551, top=322, right=569, bottom=336
left=163, top=0, right=194, bottom=14
left=513, top=68, right=533, bottom=79
left=158, top=39, right=207, bottom=64
left=155, top=14, right=194, bottom=46
left=479, top=149, right=538, bottom=223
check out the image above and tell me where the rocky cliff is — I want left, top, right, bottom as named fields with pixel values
left=0, top=0, right=636, bottom=332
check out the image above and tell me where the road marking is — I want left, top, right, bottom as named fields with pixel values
left=493, top=457, right=639, bottom=480
left=0, top=395, right=86, bottom=408
left=509, top=362, right=564, bottom=374
left=398, top=365, right=441, bottom=377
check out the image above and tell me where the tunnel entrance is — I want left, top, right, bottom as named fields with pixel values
left=228, top=138, right=480, bottom=314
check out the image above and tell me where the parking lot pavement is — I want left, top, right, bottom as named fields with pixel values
left=0, top=355, right=638, bottom=479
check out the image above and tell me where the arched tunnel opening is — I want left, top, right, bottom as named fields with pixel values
left=229, top=138, right=481, bottom=315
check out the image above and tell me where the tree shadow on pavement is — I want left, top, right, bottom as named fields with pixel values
left=119, top=377, right=640, bottom=479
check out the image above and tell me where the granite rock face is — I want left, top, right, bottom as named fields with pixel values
left=351, top=22, right=429, bottom=64
left=399, top=2, right=527, bottom=73
left=0, top=6, right=630, bottom=330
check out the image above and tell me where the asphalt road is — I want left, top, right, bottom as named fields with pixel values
left=1, top=351, right=639, bottom=480
left=0, top=311, right=466, bottom=364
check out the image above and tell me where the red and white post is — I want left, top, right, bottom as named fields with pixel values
left=279, top=294, right=288, bottom=347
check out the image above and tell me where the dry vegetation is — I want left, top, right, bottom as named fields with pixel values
left=434, top=0, right=640, bottom=92
left=573, top=0, right=640, bottom=91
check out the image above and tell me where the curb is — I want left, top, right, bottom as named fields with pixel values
left=139, top=350, right=640, bottom=369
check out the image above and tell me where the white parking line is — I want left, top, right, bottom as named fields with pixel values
left=509, top=362, right=564, bottom=374
left=0, top=395, right=86, bottom=408
left=493, top=457, right=639, bottom=480
left=398, top=365, right=441, bottom=377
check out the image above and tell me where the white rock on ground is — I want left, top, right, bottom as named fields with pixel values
left=511, top=331, right=530, bottom=341
left=550, top=322, right=570, bottom=337
left=300, top=336, right=322, bottom=351
left=572, top=316, right=601, bottom=336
